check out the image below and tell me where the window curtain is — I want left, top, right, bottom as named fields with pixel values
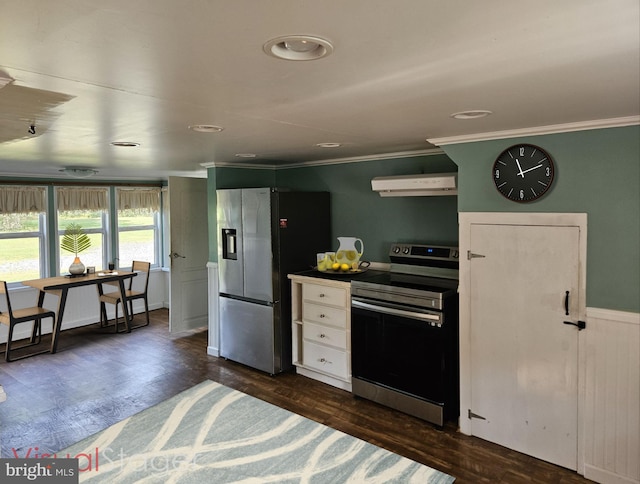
left=117, top=187, right=161, bottom=211
left=56, top=187, right=108, bottom=210
left=0, top=186, right=46, bottom=213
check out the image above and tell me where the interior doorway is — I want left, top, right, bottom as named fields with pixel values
left=459, top=212, right=587, bottom=472
left=168, top=176, right=209, bottom=333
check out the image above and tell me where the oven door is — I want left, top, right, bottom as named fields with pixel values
left=351, top=297, right=446, bottom=405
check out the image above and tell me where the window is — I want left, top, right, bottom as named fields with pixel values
left=0, top=186, right=47, bottom=283
left=57, top=209, right=107, bottom=273
left=116, top=188, right=161, bottom=268
left=0, top=184, right=163, bottom=282
left=0, top=212, right=47, bottom=283
left=56, top=187, right=109, bottom=274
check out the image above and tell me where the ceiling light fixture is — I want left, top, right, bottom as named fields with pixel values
left=189, top=124, right=224, bottom=133
left=315, top=142, right=341, bottom=148
left=450, top=110, right=493, bottom=120
left=263, top=35, right=334, bottom=61
left=110, top=141, right=140, bottom=147
left=59, top=168, right=98, bottom=178
left=234, top=153, right=257, bottom=158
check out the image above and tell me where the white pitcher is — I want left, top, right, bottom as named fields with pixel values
left=335, top=237, right=364, bottom=269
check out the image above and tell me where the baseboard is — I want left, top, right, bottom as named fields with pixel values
left=584, top=464, right=639, bottom=484
left=207, top=346, right=220, bottom=357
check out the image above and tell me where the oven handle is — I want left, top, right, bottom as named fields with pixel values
left=351, top=298, right=442, bottom=323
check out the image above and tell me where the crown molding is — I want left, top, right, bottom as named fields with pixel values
left=427, top=116, right=640, bottom=146
left=201, top=148, right=445, bottom=170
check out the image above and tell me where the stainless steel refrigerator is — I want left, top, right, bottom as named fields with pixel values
left=217, top=187, right=330, bottom=374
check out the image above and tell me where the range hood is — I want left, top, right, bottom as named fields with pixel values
left=371, top=173, right=458, bottom=197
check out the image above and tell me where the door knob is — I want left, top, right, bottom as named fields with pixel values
left=169, top=251, right=186, bottom=259
left=563, top=320, right=586, bottom=330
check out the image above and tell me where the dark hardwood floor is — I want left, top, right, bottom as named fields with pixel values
left=0, top=309, right=591, bottom=483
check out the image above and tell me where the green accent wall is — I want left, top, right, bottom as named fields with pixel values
left=276, top=155, right=459, bottom=260
left=207, top=168, right=218, bottom=262
left=215, top=168, right=276, bottom=189
left=206, top=125, right=639, bottom=313
left=442, top=125, right=640, bottom=312
left=209, top=154, right=459, bottom=262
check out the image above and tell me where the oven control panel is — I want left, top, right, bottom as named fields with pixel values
left=389, top=243, right=459, bottom=261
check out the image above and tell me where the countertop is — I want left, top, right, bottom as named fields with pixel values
left=289, top=268, right=386, bottom=283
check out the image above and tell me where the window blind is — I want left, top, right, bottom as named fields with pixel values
left=117, top=187, right=161, bottom=211
left=56, top=187, right=108, bottom=210
left=0, top=186, right=46, bottom=213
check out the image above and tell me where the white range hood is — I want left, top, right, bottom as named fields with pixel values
left=371, top=173, right=458, bottom=197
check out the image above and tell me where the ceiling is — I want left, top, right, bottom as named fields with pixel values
left=0, top=0, right=638, bottom=181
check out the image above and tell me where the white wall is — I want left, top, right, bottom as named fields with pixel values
left=0, top=269, right=168, bottom=344
left=583, top=308, right=640, bottom=484
left=206, top=262, right=219, bottom=357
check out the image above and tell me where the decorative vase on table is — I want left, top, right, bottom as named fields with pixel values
left=61, top=223, right=91, bottom=276
left=68, top=256, right=86, bottom=275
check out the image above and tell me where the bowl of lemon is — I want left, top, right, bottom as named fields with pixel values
left=321, top=260, right=369, bottom=275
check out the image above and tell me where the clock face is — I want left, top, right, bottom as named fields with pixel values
left=492, top=144, right=555, bottom=202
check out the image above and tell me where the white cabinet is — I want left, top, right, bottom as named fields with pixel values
left=288, top=274, right=352, bottom=391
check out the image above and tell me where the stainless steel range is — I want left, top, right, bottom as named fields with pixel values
left=350, top=243, right=459, bottom=427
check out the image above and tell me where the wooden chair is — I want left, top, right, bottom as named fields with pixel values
left=97, top=261, right=151, bottom=332
left=0, top=281, right=55, bottom=362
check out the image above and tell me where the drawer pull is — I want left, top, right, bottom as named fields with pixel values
left=319, top=314, right=326, bottom=318
left=319, top=293, right=325, bottom=297
left=318, top=358, right=332, bottom=364
left=319, top=333, right=326, bottom=338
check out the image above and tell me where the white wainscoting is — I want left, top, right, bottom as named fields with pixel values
left=583, top=307, right=640, bottom=484
left=0, top=269, right=169, bottom=344
left=206, top=261, right=219, bottom=357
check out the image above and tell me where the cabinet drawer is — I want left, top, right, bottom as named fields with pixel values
left=303, top=302, right=347, bottom=328
left=303, top=321, right=346, bottom=350
left=302, top=283, right=347, bottom=308
left=303, top=340, right=348, bottom=378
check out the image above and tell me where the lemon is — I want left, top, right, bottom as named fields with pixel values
left=340, top=263, right=350, bottom=272
left=331, top=262, right=341, bottom=271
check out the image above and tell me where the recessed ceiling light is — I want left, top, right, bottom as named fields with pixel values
left=315, top=142, right=341, bottom=148
left=263, top=35, right=334, bottom=61
left=450, top=110, right=493, bottom=120
left=110, top=141, right=140, bottom=147
left=234, top=153, right=256, bottom=158
left=189, top=124, right=224, bottom=133
left=59, top=168, right=98, bottom=178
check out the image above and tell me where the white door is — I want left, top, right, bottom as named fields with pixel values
left=169, top=176, right=209, bottom=332
left=468, top=223, right=582, bottom=470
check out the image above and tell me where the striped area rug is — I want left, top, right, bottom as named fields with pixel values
left=61, top=380, right=455, bottom=483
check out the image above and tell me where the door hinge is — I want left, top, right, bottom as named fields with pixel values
left=468, top=409, right=486, bottom=420
left=467, top=251, right=486, bottom=260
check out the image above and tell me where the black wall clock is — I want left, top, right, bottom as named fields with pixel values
left=492, top=144, right=555, bottom=202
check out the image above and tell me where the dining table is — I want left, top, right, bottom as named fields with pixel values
left=21, top=270, right=137, bottom=354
